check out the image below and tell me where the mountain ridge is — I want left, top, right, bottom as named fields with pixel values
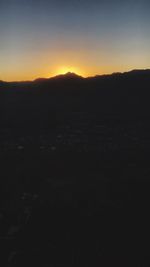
left=0, top=68, right=150, bottom=128
left=1, top=69, right=150, bottom=84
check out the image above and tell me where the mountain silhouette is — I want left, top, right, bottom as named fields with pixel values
left=32, top=69, right=150, bottom=84
left=1, top=69, right=150, bottom=84
left=0, top=69, right=150, bottom=129
left=34, top=72, right=83, bottom=84
left=52, top=72, right=83, bottom=79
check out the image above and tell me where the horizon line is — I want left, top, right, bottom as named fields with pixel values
left=1, top=68, right=150, bottom=83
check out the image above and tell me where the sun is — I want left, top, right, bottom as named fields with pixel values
left=55, top=66, right=83, bottom=76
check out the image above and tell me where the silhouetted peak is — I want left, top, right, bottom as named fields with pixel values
left=33, top=72, right=83, bottom=84
left=53, top=72, right=83, bottom=80
left=64, top=72, right=81, bottom=77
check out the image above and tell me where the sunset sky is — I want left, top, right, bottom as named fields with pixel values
left=0, top=0, right=150, bottom=81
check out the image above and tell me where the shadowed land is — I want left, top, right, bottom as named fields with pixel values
left=0, top=69, right=150, bottom=266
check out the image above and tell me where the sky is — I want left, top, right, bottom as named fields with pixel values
left=0, top=0, right=150, bottom=81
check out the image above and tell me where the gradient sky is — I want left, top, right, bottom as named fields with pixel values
left=0, top=0, right=150, bottom=81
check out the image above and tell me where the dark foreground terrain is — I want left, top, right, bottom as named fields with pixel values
left=0, top=70, right=150, bottom=266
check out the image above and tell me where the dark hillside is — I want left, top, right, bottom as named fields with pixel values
left=1, top=70, right=150, bottom=266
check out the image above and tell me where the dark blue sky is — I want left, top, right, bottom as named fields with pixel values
left=0, top=0, right=150, bottom=80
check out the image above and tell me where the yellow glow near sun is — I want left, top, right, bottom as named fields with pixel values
left=54, top=66, right=84, bottom=76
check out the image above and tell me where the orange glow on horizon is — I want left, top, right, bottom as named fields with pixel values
left=1, top=63, right=150, bottom=82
